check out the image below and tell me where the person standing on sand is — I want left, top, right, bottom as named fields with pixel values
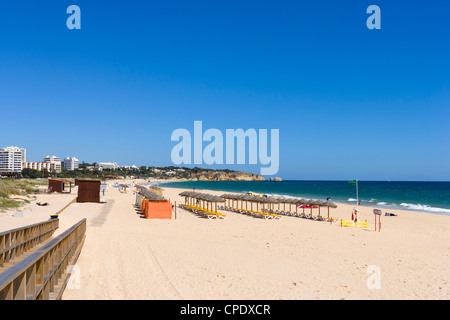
left=352, top=208, right=359, bottom=223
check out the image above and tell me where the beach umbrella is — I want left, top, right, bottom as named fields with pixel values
left=205, top=194, right=225, bottom=203
left=313, top=199, right=326, bottom=217
left=253, top=195, right=269, bottom=212
left=140, top=188, right=167, bottom=202
left=303, top=199, right=315, bottom=216
left=202, top=194, right=224, bottom=212
left=322, top=200, right=337, bottom=219
left=245, top=194, right=256, bottom=211
left=295, top=198, right=307, bottom=215
left=264, top=196, right=280, bottom=210
left=288, top=198, right=302, bottom=214
left=242, top=194, right=253, bottom=210
left=290, top=198, right=304, bottom=215
left=179, top=191, right=191, bottom=204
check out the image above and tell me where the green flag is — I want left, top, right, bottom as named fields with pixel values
left=348, top=180, right=357, bottom=185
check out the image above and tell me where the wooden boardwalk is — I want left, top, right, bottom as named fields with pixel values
left=0, top=219, right=86, bottom=300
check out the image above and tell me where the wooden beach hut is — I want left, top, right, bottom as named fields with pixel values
left=48, top=179, right=72, bottom=194
left=77, top=179, right=102, bottom=203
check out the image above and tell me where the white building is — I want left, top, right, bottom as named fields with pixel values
left=95, top=162, right=119, bottom=170
left=40, top=155, right=61, bottom=172
left=64, top=157, right=79, bottom=171
left=23, top=161, right=61, bottom=173
left=43, top=155, right=61, bottom=163
left=0, top=146, right=26, bottom=173
left=121, top=165, right=138, bottom=170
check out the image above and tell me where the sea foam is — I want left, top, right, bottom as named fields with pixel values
left=399, top=203, right=450, bottom=214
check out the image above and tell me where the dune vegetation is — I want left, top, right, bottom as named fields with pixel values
left=0, top=178, right=47, bottom=212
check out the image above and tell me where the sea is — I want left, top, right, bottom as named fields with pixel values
left=153, top=180, right=450, bottom=215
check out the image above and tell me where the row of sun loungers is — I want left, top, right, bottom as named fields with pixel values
left=261, top=208, right=334, bottom=222
left=218, top=206, right=337, bottom=222
left=179, top=204, right=226, bottom=219
left=218, top=206, right=282, bottom=220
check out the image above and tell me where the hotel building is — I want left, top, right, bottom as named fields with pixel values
left=23, top=161, right=62, bottom=173
left=0, top=146, right=26, bottom=173
left=23, top=154, right=62, bottom=173
left=64, top=157, right=79, bottom=171
left=95, top=162, right=119, bottom=170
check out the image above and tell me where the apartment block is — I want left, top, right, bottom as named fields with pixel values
left=0, top=146, right=26, bottom=173
left=95, top=162, right=119, bottom=170
left=64, top=157, right=79, bottom=171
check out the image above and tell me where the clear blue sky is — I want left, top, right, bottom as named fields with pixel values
left=1, top=1, right=449, bottom=180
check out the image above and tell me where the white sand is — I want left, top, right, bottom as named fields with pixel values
left=2, top=180, right=448, bottom=299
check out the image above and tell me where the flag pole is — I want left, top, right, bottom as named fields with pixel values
left=356, top=179, right=359, bottom=207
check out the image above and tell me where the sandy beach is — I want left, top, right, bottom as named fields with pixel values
left=1, top=179, right=448, bottom=300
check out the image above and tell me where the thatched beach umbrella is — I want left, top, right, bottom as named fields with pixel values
left=242, top=194, right=253, bottom=210
left=322, top=199, right=337, bottom=219
left=140, top=188, right=167, bottom=202
left=291, top=198, right=306, bottom=215
left=204, top=194, right=225, bottom=212
left=179, top=191, right=190, bottom=204
left=222, top=194, right=241, bottom=208
left=289, top=198, right=303, bottom=214
left=303, top=199, right=315, bottom=216
left=182, top=191, right=225, bottom=211
left=295, top=198, right=308, bottom=215
left=313, top=199, right=325, bottom=217
left=244, top=194, right=257, bottom=211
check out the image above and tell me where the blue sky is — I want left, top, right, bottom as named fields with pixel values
left=1, top=1, right=449, bottom=180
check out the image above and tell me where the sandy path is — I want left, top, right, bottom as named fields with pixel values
left=62, top=186, right=183, bottom=299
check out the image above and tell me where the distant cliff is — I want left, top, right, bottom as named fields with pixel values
left=173, top=170, right=266, bottom=181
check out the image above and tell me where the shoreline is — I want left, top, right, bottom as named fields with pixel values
left=159, top=185, right=450, bottom=225
left=152, top=180, right=450, bottom=217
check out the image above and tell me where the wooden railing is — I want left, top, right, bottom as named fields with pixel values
left=0, top=219, right=86, bottom=300
left=0, top=219, right=60, bottom=268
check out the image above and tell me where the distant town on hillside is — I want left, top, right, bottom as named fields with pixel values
left=1, top=146, right=279, bottom=181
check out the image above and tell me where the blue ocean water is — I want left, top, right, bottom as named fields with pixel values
left=155, top=180, right=450, bottom=215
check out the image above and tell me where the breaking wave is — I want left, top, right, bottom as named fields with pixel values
left=399, top=203, right=450, bottom=214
